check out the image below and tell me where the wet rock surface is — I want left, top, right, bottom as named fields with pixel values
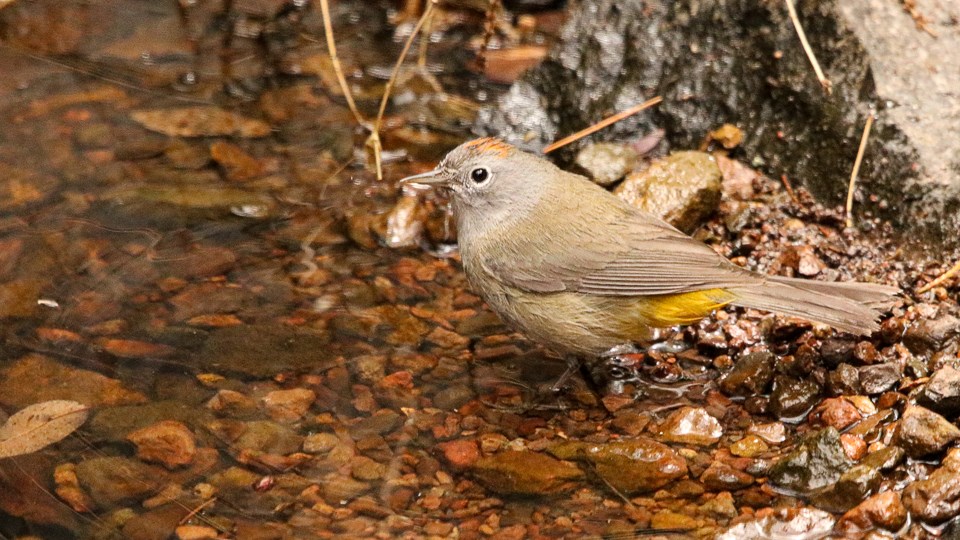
left=469, top=451, right=584, bottom=496
left=482, top=0, right=960, bottom=245
left=548, top=439, right=687, bottom=494
left=769, top=428, right=853, bottom=494
left=614, top=151, right=722, bottom=233
left=903, top=450, right=960, bottom=524
left=893, top=405, right=960, bottom=458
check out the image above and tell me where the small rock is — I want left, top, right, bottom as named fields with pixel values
left=321, top=473, right=370, bottom=503
left=206, top=389, right=258, bottom=419
left=351, top=355, right=387, bottom=385
left=175, top=525, right=220, bottom=540
left=811, top=463, right=883, bottom=512
left=918, top=366, right=960, bottom=418
left=349, top=410, right=402, bottom=439
left=820, top=338, right=856, bottom=367
left=75, top=456, right=167, bottom=508
left=350, top=456, right=388, bottom=481
left=261, top=388, right=316, bottom=422
left=730, top=435, right=769, bottom=457
left=615, top=151, right=722, bottom=232
left=700, top=461, right=754, bottom=490
left=424, top=326, right=470, bottom=350
left=431, top=384, right=475, bottom=410
left=122, top=504, right=190, bottom=540
left=860, top=446, right=905, bottom=471
left=853, top=341, right=881, bottom=365
left=650, top=510, right=698, bottom=531
left=719, top=351, right=775, bottom=396
left=748, top=422, right=786, bottom=444
left=808, top=397, right=863, bottom=430
left=437, top=439, right=480, bottom=470
left=903, top=316, right=960, bottom=355
left=717, top=508, right=835, bottom=540
left=575, top=142, right=639, bottom=186
left=126, top=420, right=197, bottom=469
left=303, top=432, right=340, bottom=454
left=470, top=451, right=584, bottom=496
left=837, top=491, right=908, bottom=534
left=381, top=194, right=427, bottom=249
left=227, top=420, right=304, bottom=455
left=768, top=427, right=854, bottom=493
left=892, top=405, right=960, bottom=458
left=53, top=463, right=94, bottom=512
left=858, top=362, right=902, bottom=395
left=656, top=406, right=723, bottom=446
left=827, top=364, right=863, bottom=395
left=699, top=491, right=738, bottom=518
left=839, top=433, right=867, bottom=461
left=769, top=376, right=821, bottom=419
left=548, top=438, right=687, bottom=494
left=210, top=141, right=264, bottom=181
left=902, top=449, right=960, bottom=524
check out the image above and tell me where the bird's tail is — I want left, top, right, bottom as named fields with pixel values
left=729, top=277, right=899, bottom=335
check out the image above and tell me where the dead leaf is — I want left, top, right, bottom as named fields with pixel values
left=131, top=107, right=271, bottom=138
left=0, top=400, right=89, bottom=458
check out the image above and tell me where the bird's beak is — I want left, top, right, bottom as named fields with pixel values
left=399, top=168, right=449, bottom=188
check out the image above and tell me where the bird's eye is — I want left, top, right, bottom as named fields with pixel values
left=470, top=167, right=490, bottom=184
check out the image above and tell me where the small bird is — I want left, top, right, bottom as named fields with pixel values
left=401, top=138, right=899, bottom=360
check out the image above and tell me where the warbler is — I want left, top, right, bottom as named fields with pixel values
left=401, top=138, right=899, bottom=358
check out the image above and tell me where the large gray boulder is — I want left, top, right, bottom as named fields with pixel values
left=479, top=0, right=960, bottom=245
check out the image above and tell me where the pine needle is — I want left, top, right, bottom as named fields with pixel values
left=918, top=259, right=960, bottom=294
left=785, top=0, right=832, bottom=94
left=543, top=96, right=663, bottom=154
left=845, top=113, right=874, bottom=228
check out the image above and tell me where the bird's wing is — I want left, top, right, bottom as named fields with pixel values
left=480, top=189, right=759, bottom=296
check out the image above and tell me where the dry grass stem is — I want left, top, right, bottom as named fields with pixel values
left=318, top=0, right=365, bottom=126
left=918, top=259, right=960, bottom=294
left=417, top=2, right=434, bottom=68
left=542, top=96, right=663, bottom=154
left=178, top=497, right=218, bottom=525
left=780, top=174, right=799, bottom=204
left=370, top=0, right=437, bottom=179
left=785, top=0, right=832, bottom=94
left=845, top=113, right=874, bottom=228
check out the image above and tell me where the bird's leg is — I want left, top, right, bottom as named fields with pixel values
left=595, top=343, right=646, bottom=396
left=550, top=355, right=585, bottom=394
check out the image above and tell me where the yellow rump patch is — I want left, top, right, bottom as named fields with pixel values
left=637, top=288, right=737, bottom=327
left=463, top=137, right=515, bottom=158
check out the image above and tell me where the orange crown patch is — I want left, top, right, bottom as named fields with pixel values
left=463, top=137, right=515, bottom=158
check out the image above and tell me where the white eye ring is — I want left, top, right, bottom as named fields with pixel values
left=470, top=167, right=490, bottom=184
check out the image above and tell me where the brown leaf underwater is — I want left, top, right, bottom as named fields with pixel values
left=0, top=400, right=89, bottom=458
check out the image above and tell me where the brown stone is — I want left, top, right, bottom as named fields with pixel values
left=838, top=491, right=908, bottom=533
left=437, top=439, right=481, bottom=470
left=127, top=420, right=197, bottom=469
left=809, top=397, right=863, bottom=430
left=0, top=354, right=147, bottom=409
left=261, top=388, right=316, bottom=422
